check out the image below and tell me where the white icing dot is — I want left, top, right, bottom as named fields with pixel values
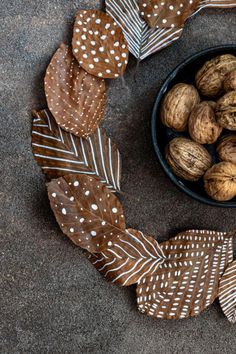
left=101, top=221, right=106, bottom=226
left=177, top=11, right=181, bottom=15
left=108, top=241, right=112, bottom=246
left=74, top=49, right=78, bottom=53
left=106, top=69, right=111, bottom=74
left=121, top=53, right=127, bottom=58
left=77, top=20, right=82, bottom=25
left=162, top=19, right=167, bottom=24
left=75, top=29, right=80, bottom=33
left=91, top=50, right=96, bottom=55
left=83, top=53, right=88, bottom=59
left=169, top=5, right=174, bottom=10
left=85, top=190, right=90, bottom=196
left=89, top=64, right=95, bottom=69
left=73, top=181, right=79, bottom=186
left=81, top=45, right=86, bottom=50
left=62, top=208, right=67, bottom=215
left=114, top=41, right=119, bottom=47
left=70, top=196, right=75, bottom=201
left=101, top=35, right=107, bottom=40
left=110, top=50, right=115, bottom=54
left=105, top=23, right=111, bottom=29
left=91, top=41, right=96, bottom=46
left=99, top=47, right=104, bottom=52
left=94, top=58, right=99, bottom=62
left=95, top=19, right=101, bottom=24
left=80, top=218, right=84, bottom=223
left=91, top=230, right=97, bottom=236
left=52, top=193, right=57, bottom=198
left=70, top=228, right=74, bottom=233
left=81, top=34, right=87, bottom=40
left=91, top=204, right=98, bottom=210
left=105, top=58, right=110, bottom=63
left=98, top=73, right=103, bottom=77
left=112, top=208, right=118, bottom=213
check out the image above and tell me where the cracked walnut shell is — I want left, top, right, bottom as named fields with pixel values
left=217, top=135, right=236, bottom=164
left=216, top=91, right=236, bottom=130
left=204, top=162, right=236, bottom=201
left=188, top=101, right=222, bottom=144
left=161, top=83, right=200, bottom=132
left=165, top=137, right=212, bottom=181
left=195, top=54, right=236, bottom=97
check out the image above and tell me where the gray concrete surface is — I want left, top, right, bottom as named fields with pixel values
left=1, top=1, right=236, bottom=353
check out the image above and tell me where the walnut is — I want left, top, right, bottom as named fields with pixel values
left=223, top=69, right=236, bottom=92
left=216, top=91, right=236, bottom=130
left=160, top=83, right=200, bottom=131
left=204, top=162, right=236, bottom=201
left=217, top=135, right=236, bottom=164
left=165, top=137, right=212, bottom=181
left=195, top=54, right=236, bottom=97
left=188, top=101, right=222, bottom=144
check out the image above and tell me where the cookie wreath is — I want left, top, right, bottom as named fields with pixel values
left=32, top=7, right=236, bottom=322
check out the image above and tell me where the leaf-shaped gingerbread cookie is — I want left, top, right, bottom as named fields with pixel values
left=47, top=174, right=126, bottom=253
left=44, top=44, right=106, bottom=138
left=136, top=229, right=234, bottom=319
left=32, top=109, right=121, bottom=191
left=72, top=10, right=129, bottom=79
left=138, top=0, right=200, bottom=29
left=219, top=260, right=236, bottom=324
left=89, top=228, right=166, bottom=285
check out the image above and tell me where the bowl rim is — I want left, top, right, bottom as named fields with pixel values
left=151, top=44, right=236, bottom=208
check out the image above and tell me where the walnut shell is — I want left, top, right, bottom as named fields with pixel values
left=216, top=90, right=236, bottom=130
left=223, top=69, right=236, bottom=92
left=188, top=101, right=222, bottom=144
left=165, top=137, right=212, bottom=181
left=217, top=135, right=236, bottom=164
left=195, top=54, right=236, bottom=97
left=160, top=83, right=200, bottom=131
left=204, top=162, right=236, bottom=201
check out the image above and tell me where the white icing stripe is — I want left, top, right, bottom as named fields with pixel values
left=105, top=258, right=130, bottom=277
left=34, top=154, right=84, bottom=164
left=32, top=143, right=74, bottom=155
left=119, top=238, right=146, bottom=258
left=126, top=230, right=157, bottom=259
left=112, top=258, right=143, bottom=284
left=113, top=243, right=136, bottom=259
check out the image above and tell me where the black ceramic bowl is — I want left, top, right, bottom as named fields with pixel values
left=151, top=45, right=236, bottom=208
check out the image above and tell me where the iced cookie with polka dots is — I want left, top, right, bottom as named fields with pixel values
left=138, top=0, right=200, bottom=28
left=47, top=174, right=126, bottom=253
left=44, top=44, right=106, bottom=138
left=72, top=10, right=129, bottom=79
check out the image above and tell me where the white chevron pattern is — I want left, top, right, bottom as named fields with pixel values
left=106, top=0, right=183, bottom=60
left=106, top=0, right=235, bottom=60
left=32, top=109, right=121, bottom=191
left=89, top=228, right=166, bottom=286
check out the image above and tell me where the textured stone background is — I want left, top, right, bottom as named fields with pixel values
left=1, top=1, right=236, bottom=353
